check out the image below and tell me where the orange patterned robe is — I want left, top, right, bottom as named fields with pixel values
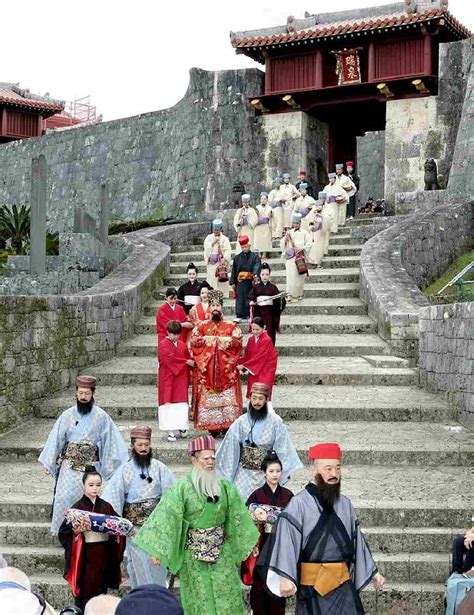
left=189, top=319, right=243, bottom=433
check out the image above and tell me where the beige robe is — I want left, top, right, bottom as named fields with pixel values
left=268, top=188, right=284, bottom=239
left=276, top=183, right=300, bottom=229
left=280, top=227, right=312, bottom=299
left=233, top=207, right=258, bottom=254
left=307, top=210, right=325, bottom=265
left=293, top=195, right=316, bottom=232
left=335, top=174, right=356, bottom=227
left=253, top=204, right=273, bottom=253
left=203, top=233, right=232, bottom=295
left=323, top=183, right=348, bottom=233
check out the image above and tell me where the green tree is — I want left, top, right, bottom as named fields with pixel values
left=0, top=204, right=31, bottom=252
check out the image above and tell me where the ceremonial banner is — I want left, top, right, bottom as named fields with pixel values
left=335, top=49, right=361, bottom=85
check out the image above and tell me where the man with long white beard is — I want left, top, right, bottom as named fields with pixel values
left=133, top=435, right=259, bottom=615
left=101, top=426, right=176, bottom=588
left=259, top=442, right=385, bottom=614
left=216, top=382, right=303, bottom=501
left=39, top=375, right=129, bottom=534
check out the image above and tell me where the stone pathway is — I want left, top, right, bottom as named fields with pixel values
left=0, top=226, right=472, bottom=613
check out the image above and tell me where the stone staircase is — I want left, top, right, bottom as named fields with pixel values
left=0, top=226, right=472, bottom=613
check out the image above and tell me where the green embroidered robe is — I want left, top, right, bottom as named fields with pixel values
left=133, top=472, right=259, bottom=615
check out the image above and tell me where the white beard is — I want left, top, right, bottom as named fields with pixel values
left=191, top=467, right=222, bottom=500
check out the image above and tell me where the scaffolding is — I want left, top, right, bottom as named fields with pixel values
left=65, top=95, right=97, bottom=124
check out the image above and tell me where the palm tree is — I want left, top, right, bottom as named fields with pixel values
left=0, top=204, right=31, bottom=252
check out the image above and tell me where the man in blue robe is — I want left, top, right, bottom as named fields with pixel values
left=260, top=442, right=385, bottom=614
left=216, top=382, right=303, bottom=501
left=102, top=425, right=176, bottom=588
left=38, top=375, right=129, bottom=534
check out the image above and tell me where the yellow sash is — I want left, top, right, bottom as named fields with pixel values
left=300, top=562, right=350, bottom=596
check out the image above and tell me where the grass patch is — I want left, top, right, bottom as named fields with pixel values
left=423, top=250, right=474, bottom=298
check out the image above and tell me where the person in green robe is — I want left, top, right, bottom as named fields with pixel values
left=133, top=434, right=259, bottom=615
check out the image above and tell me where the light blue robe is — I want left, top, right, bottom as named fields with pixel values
left=101, top=457, right=176, bottom=588
left=216, top=413, right=303, bottom=502
left=38, top=404, right=129, bottom=534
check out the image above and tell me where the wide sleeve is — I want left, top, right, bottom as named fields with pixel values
left=259, top=499, right=304, bottom=596
left=223, top=481, right=260, bottom=564
left=203, top=235, right=212, bottom=262
left=233, top=209, right=241, bottom=233
left=272, top=422, right=304, bottom=483
left=159, top=463, right=177, bottom=494
left=38, top=414, right=67, bottom=478
left=158, top=339, right=189, bottom=376
left=133, top=481, right=189, bottom=574
left=248, top=208, right=258, bottom=228
left=156, top=306, right=167, bottom=341
left=252, top=253, right=261, bottom=276
left=239, top=336, right=268, bottom=375
left=97, top=415, right=129, bottom=480
left=216, top=423, right=241, bottom=483
left=229, top=256, right=238, bottom=286
left=350, top=503, right=377, bottom=591
left=222, top=236, right=232, bottom=262
left=101, top=466, right=126, bottom=515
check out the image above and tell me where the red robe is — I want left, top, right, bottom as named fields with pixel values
left=156, top=302, right=188, bottom=344
left=58, top=495, right=125, bottom=609
left=189, top=318, right=243, bottom=432
left=238, top=331, right=278, bottom=399
left=158, top=337, right=191, bottom=405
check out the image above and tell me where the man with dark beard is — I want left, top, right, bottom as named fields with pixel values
left=133, top=435, right=259, bottom=615
left=39, top=375, right=128, bottom=534
left=102, top=426, right=175, bottom=588
left=260, top=442, right=385, bottom=614
left=189, top=289, right=243, bottom=435
left=216, top=382, right=302, bottom=501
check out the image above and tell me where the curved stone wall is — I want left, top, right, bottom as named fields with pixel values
left=0, top=222, right=209, bottom=433
left=360, top=199, right=472, bottom=358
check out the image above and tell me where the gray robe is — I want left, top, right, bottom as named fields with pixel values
left=261, top=483, right=377, bottom=614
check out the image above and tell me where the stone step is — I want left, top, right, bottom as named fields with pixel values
left=36, top=385, right=455, bottom=423
left=0, top=543, right=453, bottom=584
left=169, top=255, right=361, bottom=274
left=2, top=462, right=470, bottom=527
left=146, top=297, right=368, bottom=317
left=157, top=282, right=361, bottom=299
left=170, top=244, right=363, bottom=262
left=164, top=267, right=361, bottom=285
left=89, top=355, right=417, bottom=387
left=4, top=418, right=470, bottom=466
left=118, top=333, right=388, bottom=358
left=172, top=233, right=353, bottom=253
left=0, top=520, right=457, bottom=554
left=136, top=314, right=377, bottom=335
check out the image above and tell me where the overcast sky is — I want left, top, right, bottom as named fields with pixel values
left=2, top=0, right=473, bottom=121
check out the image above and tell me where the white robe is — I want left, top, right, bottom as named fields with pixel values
left=233, top=207, right=258, bottom=254
left=307, top=210, right=325, bottom=266
left=323, top=183, right=348, bottom=233
left=253, top=204, right=273, bottom=253
left=293, top=195, right=316, bottom=232
left=276, top=183, right=300, bottom=229
left=203, top=233, right=232, bottom=295
left=268, top=188, right=284, bottom=239
left=280, top=228, right=312, bottom=299
left=335, top=174, right=356, bottom=227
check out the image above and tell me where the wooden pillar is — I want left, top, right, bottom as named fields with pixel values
left=265, top=58, right=272, bottom=94
left=1, top=109, right=7, bottom=136
left=423, top=33, right=433, bottom=75
left=315, top=49, right=323, bottom=89
left=37, top=114, right=43, bottom=136
left=368, top=43, right=375, bottom=82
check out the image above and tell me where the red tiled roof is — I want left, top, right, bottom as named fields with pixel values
left=0, top=86, right=64, bottom=112
left=232, top=8, right=471, bottom=49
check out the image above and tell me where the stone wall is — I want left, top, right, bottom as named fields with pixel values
left=0, top=222, right=209, bottom=433
left=356, top=131, right=385, bottom=206
left=419, top=302, right=473, bottom=427
left=260, top=111, right=329, bottom=191
left=359, top=199, right=472, bottom=358
left=0, top=68, right=265, bottom=232
left=384, top=39, right=471, bottom=210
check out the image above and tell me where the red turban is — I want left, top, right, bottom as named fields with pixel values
left=346, top=161, right=354, bottom=167
left=299, top=169, right=306, bottom=175
left=309, top=442, right=341, bottom=461
left=188, top=435, right=216, bottom=454
left=76, top=375, right=97, bottom=389
left=251, top=382, right=271, bottom=397
left=238, top=235, right=250, bottom=246
left=131, top=426, right=152, bottom=440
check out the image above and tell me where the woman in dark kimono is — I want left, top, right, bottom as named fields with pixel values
left=58, top=466, right=125, bottom=610
left=243, top=452, right=293, bottom=615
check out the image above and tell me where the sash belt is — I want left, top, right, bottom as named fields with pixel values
left=300, top=562, right=350, bottom=596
